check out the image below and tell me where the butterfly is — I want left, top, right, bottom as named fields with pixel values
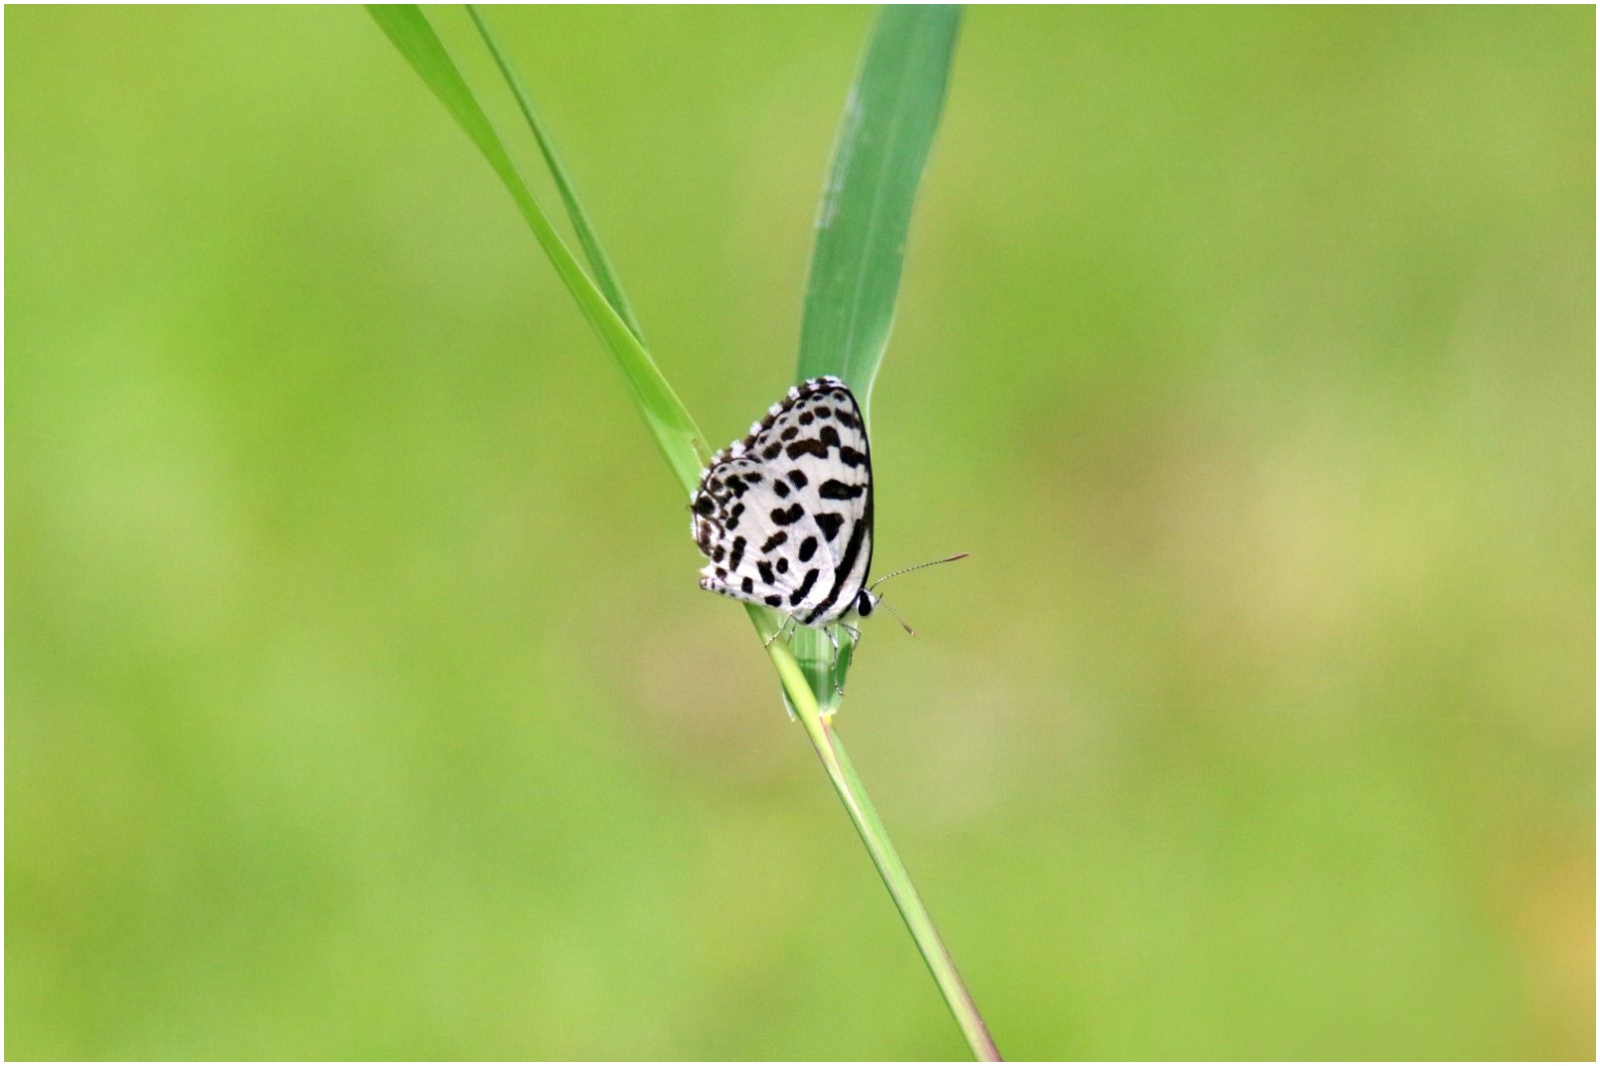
left=691, top=376, right=964, bottom=658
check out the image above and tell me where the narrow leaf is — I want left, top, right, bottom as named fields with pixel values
left=466, top=5, right=648, bottom=345
left=367, top=4, right=706, bottom=491
left=789, top=5, right=961, bottom=712
left=796, top=5, right=961, bottom=406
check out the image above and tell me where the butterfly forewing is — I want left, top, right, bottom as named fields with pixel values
left=691, top=376, right=873, bottom=627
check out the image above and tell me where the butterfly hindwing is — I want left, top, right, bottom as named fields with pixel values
left=692, top=455, right=817, bottom=610
left=691, top=377, right=873, bottom=627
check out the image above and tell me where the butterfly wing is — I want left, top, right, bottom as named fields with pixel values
left=691, top=376, right=873, bottom=627
left=692, top=454, right=816, bottom=610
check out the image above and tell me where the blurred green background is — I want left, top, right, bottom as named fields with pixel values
left=7, top=6, right=1593, bottom=1059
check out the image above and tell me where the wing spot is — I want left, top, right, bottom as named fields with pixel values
left=764, top=594, right=783, bottom=608
left=819, top=479, right=865, bottom=501
left=760, top=531, right=788, bottom=552
left=786, top=439, right=830, bottom=460
left=789, top=567, right=820, bottom=606
left=815, top=512, right=845, bottom=542
left=741, top=576, right=754, bottom=594
left=798, top=536, right=818, bottom=562
left=757, top=560, right=775, bottom=585
left=787, top=470, right=808, bottom=489
left=770, top=504, right=805, bottom=526
left=729, top=536, right=747, bottom=570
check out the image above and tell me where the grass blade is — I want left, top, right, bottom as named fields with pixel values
left=465, top=5, right=647, bottom=346
left=788, top=5, right=960, bottom=714
left=796, top=5, right=961, bottom=407
left=782, top=8, right=997, bottom=1059
left=828, top=726, right=1001, bottom=1061
left=366, top=4, right=705, bottom=491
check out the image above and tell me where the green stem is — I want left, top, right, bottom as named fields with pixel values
left=756, top=608, right=1002, bottom=1061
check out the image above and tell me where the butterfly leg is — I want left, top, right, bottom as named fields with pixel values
left=825, top=623, right=864, bottom=698
left=763, top=613, right=796, bottom=649
left=823, top=625, right=846, bottom=697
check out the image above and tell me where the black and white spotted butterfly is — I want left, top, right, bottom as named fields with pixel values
left=691, top=375, right=964, bottom=661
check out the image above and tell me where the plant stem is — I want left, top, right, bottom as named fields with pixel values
left=761, top=620, right=1002, bottom=1061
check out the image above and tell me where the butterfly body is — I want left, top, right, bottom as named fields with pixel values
left=691, top=376, right=876, bottom=629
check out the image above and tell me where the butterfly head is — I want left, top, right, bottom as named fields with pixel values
left=854, top=589, right=880, bottom=618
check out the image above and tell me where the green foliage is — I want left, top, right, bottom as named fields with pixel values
left=466, top=6, right=647, bottom=346
left=797, top=5, right=961, bottom=409
left=370, top=5, right=992, bottom=1055
left=787, top=5, right=961, bottom=715
left=369, top=4, right=705, bottom=492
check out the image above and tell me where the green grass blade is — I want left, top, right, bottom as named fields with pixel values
left=465, top=5, right=647, bottom=346
left=829, top=731, right=1001, bottom=1061
left=758, top=603, right=1000, bottom=1061
left=782, top=8, right=995, bottom=1058
left=795, top=5, right=961, bottom=406
left=366, top=4, right=705, bottom=491
left=789, top=5, right=961, bottom=714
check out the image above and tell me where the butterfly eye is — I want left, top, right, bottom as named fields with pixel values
left=856, top=590, right=877, bottom=617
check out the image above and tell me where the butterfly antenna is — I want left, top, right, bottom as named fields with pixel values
left=877, top=598, right=918, bottom=637
left=867, top=552, right=967, bottom=637
left=868, top=552, right=969, bottom=591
